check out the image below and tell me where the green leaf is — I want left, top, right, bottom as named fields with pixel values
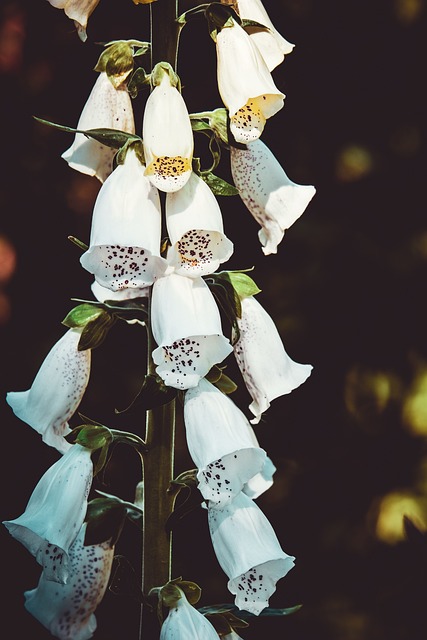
left=201, top=171, right=238, bottom=196
left=198, top=603, right=303, bottom=619
left=114, top=374, right=177, bottom=414
left=68, top=235, right=88, bottom=251
left=69, top=423, right=112, bottom=450
left=240, top=19, right=270, bottom=31
left=222, top=270, right=262, bottom=299
left=62, top=303, right=105, bottom=329
left=33, top=116, right=141, bottom=150
left=127, top=66, right=151, bottom=98
left=78, top=311, right=116, bottom=351
left=85, top=496, right=128, bottom=547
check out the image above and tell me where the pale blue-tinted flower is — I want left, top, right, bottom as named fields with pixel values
left=208, top=491, right=295, bottom=615
left=160, top=588, right=219, bottom=640
left=215, top=17, right=285, bottom=143
left=6, top=328, right=91, bottom=453
left=235, top=0, right=295, bottom=71
left=3, top=444, right=93, bottom=583
left=143, top=73, right=194, bottom=192
left=184, top=378, right=266, bottom=508
left=24, top=523, right=114, bottom=640
left=151, top=273, right=233, bottom=390
left=80, top=147, right=167, bottom=292
left=233, top=295, right=312, bottom=424
left=48, top=0, right=101, bottom=42
left=62, top=72, right=135, bottom=183
left=166, top=171, right=233, bottom=277
left=230, top=138, right=316, bottom=254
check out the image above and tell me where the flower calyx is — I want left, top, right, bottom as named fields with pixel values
left=94, top=40, right=149, bottom=88
left=205, top=2, right=241, bottom=41
left=150, top=61, right=180, bottom=91
left=158, top=578, right=202, bottom=610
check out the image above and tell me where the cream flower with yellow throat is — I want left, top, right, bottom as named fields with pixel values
left=143, top=62, right=194, bottom=192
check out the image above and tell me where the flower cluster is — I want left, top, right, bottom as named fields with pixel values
left=5, top=1, right=316, bottom=638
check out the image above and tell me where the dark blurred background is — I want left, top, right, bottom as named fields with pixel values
left=1, top=0, right=427, bottom=638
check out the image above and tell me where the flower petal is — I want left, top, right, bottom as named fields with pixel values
left=80, top=148, right=168, bottom=291
left=233, top=296, right=312, bottom=423
left=3, top=444, right=93, bottom=583
left=151, top=273, right=233, bottom=390
left=216, top=19, right=285, bottom=143
left=143, top=75, right=194, bottom=192
left=230, top=138, right=316, bottom=254
left=160, top=588, right=219, bottom=640
left=24, top=523, right=114, bottom=640
left=6, top=328, right=91, bottom=453
left=166, top=172, right=234, bottom=277
left=184, top=378, right=267, bottom=507
left=62, top=72, right=135, bottom=183
left=48, top=0, right=101, bottom=41
left=207, top=492, right=295, bottom=615
left=236, top=0, right=295, bottom=71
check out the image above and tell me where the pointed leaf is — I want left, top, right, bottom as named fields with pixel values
left=78, top=311, right=116, bottom=351
left=62, top=303, right=105, bottom=329
left=201, top=171, right=238, bottom=196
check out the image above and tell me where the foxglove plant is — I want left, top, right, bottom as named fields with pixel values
left=62, top=68, right=135, bottom=183
left=233, top=295, right=313, bottom=424
left=212, top=10, right=285, bottom=143
left=207, top=491, right=296, bottom=615
left=5, top=1, right=316, bottom=638
left=166, top=171, right=234, bottom=277
left=24, top=523, right=115, bottom=640
left=183, top=378, right=267, bottom=508
left=3, top=443, right=93, bottom=583
left=150, top=272, right=233, bottom=390
left=80, top=145, right=168, bottom=292
left=230, top=138, right=316, bottom=255
left=6, top=327, right=91, bottom=453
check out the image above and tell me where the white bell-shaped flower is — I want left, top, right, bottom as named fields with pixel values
left=3, top=444, right=93, bottom=584
left=215, top=17, right=285, bottom=143
left=6, top=328, right=91, bottom=454
left=160, top=588, right=219, bottom=640
left=80, top=148, right=168, bottom=292
left=48, top=0, right=100, bottom=42
left=62, top=71, right=135, bottom=183
left=24, top=523, right=114, bottom=640
left=233, top=295, right=312, bottom=424
left=166, top=172, right=234, bottom=277
left=184, top=378, right=267, bottom=508
left=151, top=272, right=233, bottom=390
left=143, top=71, right=194, bottom=192
left=235, top=0, right=295, bottom=71
left=207, top=491, right=295, bottom=615
left=230, top=138, right=316, bottom=254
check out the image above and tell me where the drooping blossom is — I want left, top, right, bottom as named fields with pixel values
left=230, top=138, right=316, bottom=255
left=143, top=63, right=194, bottom=192
left=166, top=171, right=234, bottom=277
left=215, top=17, right=285, bottom=143
left=160, top=588, right=219, bottom=640
left=24, top=523, right=115, bottom=640
left=80, top=147, right=167, bottom=292
left=48, top=0, right=100, bottom=42
left=183, top=378, right=267, bottom=508
left=6, top=328, right=91, bottom=453
left=207, top=491, right=295, bottom=615
left=233, top=295, right=312, bottom=424
left=62, top=71, right=135, bottom=183
left=3, top=444, right=93, bottom=583
left=235, top=0, right=295, bottom=71
left=151, top=272, right=233, bottom=390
